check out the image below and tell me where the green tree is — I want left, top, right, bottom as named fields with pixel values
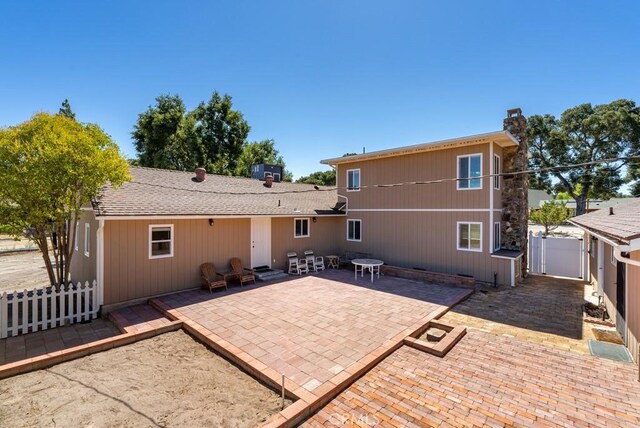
left=297, top=170, right=336, bottom=186
left=235, top=139, right=292, bottom=181
left=194, top=91, right=250, bottom=175
left=0, top=113, right=130, bottom=286
left=530, top=201, right=570, bottom=235
left=528, top=99, right=640, bottom=215
left=58, top=99, right=76, bottom=120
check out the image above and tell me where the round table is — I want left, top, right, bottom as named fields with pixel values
left=352, top=259, right=383, bottom=283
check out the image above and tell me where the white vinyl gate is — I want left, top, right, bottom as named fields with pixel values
left=528, top=232, right=585, bottom=279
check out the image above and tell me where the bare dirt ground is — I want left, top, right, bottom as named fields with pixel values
left=0, top=251, right=50, bottom=294
left=0, top=331, right=290, bottom=428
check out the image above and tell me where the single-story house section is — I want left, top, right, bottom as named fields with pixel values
left=571, top=199, right=640, bottom=362
left=71, top=167, right=344, bottom=311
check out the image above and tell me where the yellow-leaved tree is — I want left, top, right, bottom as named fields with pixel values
left=0, top=112, right=130, bottom=287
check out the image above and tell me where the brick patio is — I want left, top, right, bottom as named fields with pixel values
left=153, top=269, right=471, bottom=394
left=304, top=330, right=640, bottom=427
left=0, top=319, right=120, bottom=365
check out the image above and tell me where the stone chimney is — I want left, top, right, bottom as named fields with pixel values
left=264, top=175, right=273, bottom=188
left=194, top=167, right=206, bottom=182
left=502, top=108, right=529, bottom=274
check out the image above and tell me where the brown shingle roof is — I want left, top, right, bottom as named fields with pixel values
left=93, top=167, right=342, bottom=217
left=570, top=198, right=640, bottom=244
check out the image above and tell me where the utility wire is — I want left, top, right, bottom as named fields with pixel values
left=125, top=155, right=640, bottom=196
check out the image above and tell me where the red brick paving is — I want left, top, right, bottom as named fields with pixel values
left=304, top=330, right=640, bottom=427
left=109, top=304, right=175, bottom=334
left=154, top=270, right=470, bottom=394
left=0, top=319, right=120, bottom=365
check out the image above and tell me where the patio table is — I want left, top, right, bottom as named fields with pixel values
left=352, top=259, right=383, bottom=283
left=326, top=255, right=340, bottom=269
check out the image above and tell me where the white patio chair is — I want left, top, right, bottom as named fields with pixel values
left=298, top=258, right=309, bottom=274
left=288, top=252, right=300, bottom=275
left=304, top=250, right=316, bottom=272
left=314, top=255, right=325, bottom=271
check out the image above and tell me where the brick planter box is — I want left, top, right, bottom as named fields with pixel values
left=380, top=265, right=475, bottom=289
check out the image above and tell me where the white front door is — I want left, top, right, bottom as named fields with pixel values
left=251, top=217, right=271, bottom=268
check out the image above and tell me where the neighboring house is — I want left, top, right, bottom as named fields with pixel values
left=571, top=199, right=640, bottom=363
left=73, top=110, right=530, bottom=311
left=528, top=189, right=552, bottom=213
left=538, top=197, right=640, bottom=217
left=71, top=167, right=344, bottom=311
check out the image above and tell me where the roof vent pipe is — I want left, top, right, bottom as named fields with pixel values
left=195, top=168, right=206, bottom=182
left=609, top=207, right=614, bottom=215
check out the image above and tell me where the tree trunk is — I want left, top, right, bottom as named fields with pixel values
left=575, top=194, right=588, bottom=216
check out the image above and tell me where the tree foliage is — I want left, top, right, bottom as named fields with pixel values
left=530, top=201, right=570, bottom=235
left=133, top=92, right=260, bottom=175
left=0, top=113, right=130, bottom=286
left=296, top=170, right=336, bottom=186
left=235, top=139, right=292, bottom=181
left=58, top=99, right=76, bottom=120
left=528, top=99, right=640, bottom=215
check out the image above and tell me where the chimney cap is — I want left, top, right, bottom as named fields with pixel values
left=507, top=108, right=522, bottom=118
left=194, top=167, right=206, bottom=182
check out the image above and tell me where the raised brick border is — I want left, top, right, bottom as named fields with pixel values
left=381, top=265, right=475, bottom=289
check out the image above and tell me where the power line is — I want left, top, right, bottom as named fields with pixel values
left=125, top=155, right=640, bottom=196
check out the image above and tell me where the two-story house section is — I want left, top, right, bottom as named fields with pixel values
left=321, top=128, right=524, bottom=287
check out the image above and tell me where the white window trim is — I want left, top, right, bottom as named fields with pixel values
left=493, top=154, right=501, bottom=190
left=493, top=222, right=501, bottom=251
left=149, top=224, right=174, bottom=259
left=347, top=219, right=362, bottom=242
left=84, top=223, right=90, bottom=257
left=457, top=153, right=483, bottom=190
left=264, top=171, right=272, bottom=178
left=457, top=221, right=483, bottom=252
left=294, top=218, right=310, bottom=238
left=75, top=221, right=80, bottom=251
left=346, top=168, right=361, bottom=192
left=273, top=172, right=280, bottom=181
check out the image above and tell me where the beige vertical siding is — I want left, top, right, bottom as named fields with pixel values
left=70, top=210, right=98, bottom=285
left=626, top=250, right=639, bottom=362
left=103, top=218, right=250, bottom=306
left=339, top=211, right=511, bottom=285
left=270, top=216, right=344, bottom=270
left=337, top=144, right=494, bottom=210
left=601, top=242, right=618, bottom=321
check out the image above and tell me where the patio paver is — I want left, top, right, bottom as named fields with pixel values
left=0, top=319, right=120, bottom=365
left=304, top=330, right=640, bottom=427
left=109, top=303, right=176, bottom=334
left=153, top=269, right=471, bottom=394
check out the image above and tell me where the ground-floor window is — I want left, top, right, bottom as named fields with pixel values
left=493, top=222, right=501, bottom=251
left=347, top=219, right=362, bottom=241
left=294, top=218, right=310, bottom=238
left=149, top=224, right=174, bottom=259
left=457, top=222, right=482, bottom=252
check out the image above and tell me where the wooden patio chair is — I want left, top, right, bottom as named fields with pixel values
left=226, top=257, right=256, bottom=286
left=200, top=262, right=228, bottom=293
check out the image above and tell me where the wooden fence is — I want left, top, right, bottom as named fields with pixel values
left=0, top=281, right=99, bottom=338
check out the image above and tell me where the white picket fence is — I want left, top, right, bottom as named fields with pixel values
left=0, top=280, right=99, bottom=338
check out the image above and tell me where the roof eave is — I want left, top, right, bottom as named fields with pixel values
left=320, top=130, right=518, bottom=166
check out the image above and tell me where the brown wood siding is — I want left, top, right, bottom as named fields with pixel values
left=69, top=210, right=97, bottom=285
left=626, top=250, right=639, bottom=362
left=270, top=217, right=344, bottom=270
left=337, top=144, right=494, bottom=210
left=103, top=218, right=250, bottom=305
left=339, top=211, right=511, bottom=285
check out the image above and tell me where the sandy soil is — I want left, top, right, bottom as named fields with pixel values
left=0, top=331, right=291, bottom=427
left=0, top=251, right=50, bottom=294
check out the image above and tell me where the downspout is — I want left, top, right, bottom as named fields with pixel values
left=96, top=219, right=105, bottom=308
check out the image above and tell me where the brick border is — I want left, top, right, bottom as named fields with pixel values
left=380, top=265, right=476, bottom=289
left=0, top=320, right=182, bottom=380
left=150, top=287, right=473, bottom=428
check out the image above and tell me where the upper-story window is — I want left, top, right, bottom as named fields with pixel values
left=347, top=169, right=360, bottom=191
left=493, top=154, right=501, bottom=190
left=457, top=154, right=482, bottom=190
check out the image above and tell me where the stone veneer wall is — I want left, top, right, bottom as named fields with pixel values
left=501, top=108, right=529, bottom=275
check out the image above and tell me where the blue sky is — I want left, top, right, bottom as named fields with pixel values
left=1, top=1, right=639, bottom=179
